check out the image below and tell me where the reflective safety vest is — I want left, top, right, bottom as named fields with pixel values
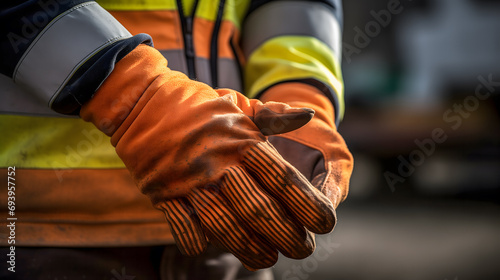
left=0, top=0, right=343, bottom=246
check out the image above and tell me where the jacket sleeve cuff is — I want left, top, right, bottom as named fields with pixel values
left=9, top=2, right=151, bottom=114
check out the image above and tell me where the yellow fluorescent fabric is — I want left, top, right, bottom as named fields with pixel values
left=98, top=0, right=247, bottom=30
left=245, top=36, right=345, bottom=118
left=195, top=0, right=249, bottom=28
left=97, top=0, right=176, bottom=11
left=182, top=0, right=195, bottom=15
left=0, top=114, right=124, bottom=169
left=195, top=0, right=220, bottom=20
left=231, top=0, right=250, bottom=28
left=179, top=0, right=249, bottom=26
left=193, top=0, right=246, bottom=27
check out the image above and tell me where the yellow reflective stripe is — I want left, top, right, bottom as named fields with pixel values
left=244, top=35, right=344, bottom=118
left=196, top=0, right=248, bottom=28
left=241, top=1, right=341, bottom=60
left=97, top=0, right=176, bottom=10
left=0, top=115, right=124, bottom=169
left=193, top=0, right=247, bottom=29
left=98, top=0, right=248, bottom=29
left=195, top=0, right=219, bottom=21
left=221, top=0, right=250, bottom=30
left=182, top=0, right=195, bottom=15
left=232, top=0, right=250, bottom=26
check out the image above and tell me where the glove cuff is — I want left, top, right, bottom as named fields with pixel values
left=80, top=44, right=176, bottom=142
left=260, top=82, right=336, bottom=128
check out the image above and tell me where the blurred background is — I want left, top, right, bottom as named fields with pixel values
left=273, top=0, right=500, bottom=279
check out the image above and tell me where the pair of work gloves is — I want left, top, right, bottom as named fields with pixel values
left=81, top=45, right=353, bottom=270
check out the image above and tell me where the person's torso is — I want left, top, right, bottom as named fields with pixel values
left=0, top=0, right=251, bottom=246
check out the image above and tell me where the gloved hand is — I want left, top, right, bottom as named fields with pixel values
left=261, top=83, right=354, bottom=209
left=80, top=45, right=336, bottom=270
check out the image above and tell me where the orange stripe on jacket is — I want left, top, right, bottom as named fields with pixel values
left=193, top=18, right=240, bottom=59
left=0, top=168, right=172, bottom=246
left=109, top=10, right=184, bottom=51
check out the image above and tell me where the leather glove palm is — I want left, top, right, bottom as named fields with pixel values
left=81, top=45, right=336, bottom=270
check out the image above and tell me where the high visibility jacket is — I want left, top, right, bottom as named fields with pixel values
left=0, top=0, right=343, bottom=246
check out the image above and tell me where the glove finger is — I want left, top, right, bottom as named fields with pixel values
left=204, top=231, right=264, bottom=273
left=243, top=141, right=336, bottom=234
left=188, top=185, right=279, bottom=270
left=160, top=198, right=208, bottom=256
left=215, top=89, right=314, bottom=136
left=253, top=104, right=315, bottom=136
left=221, top=166, right=315, bottom=259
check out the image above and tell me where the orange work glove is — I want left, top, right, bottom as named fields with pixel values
left=80, top=45, right=336, bottom=270
left=261, top=83, right=354, bottom=210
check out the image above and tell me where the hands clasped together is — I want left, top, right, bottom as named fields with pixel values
left=81, top=45, right=352, bottom=270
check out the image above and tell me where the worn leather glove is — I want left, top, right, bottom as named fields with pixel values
left=80, top=45, right=336, bottom=270
left=261, top=83, right=353, bottom=209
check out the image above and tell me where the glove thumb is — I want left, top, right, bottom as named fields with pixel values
left=216, top=89, right=315, bottom=136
